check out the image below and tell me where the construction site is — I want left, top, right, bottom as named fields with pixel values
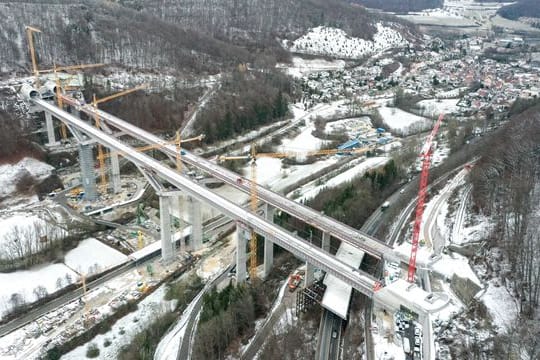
left=1, top=8, right=537, bottom=360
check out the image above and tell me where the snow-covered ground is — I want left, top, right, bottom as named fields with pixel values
left=480, top=280, right=519, bottom=331
left=64, top=238, right=128, bottom=275
left=324, top=116, right=372, bottom=138
left=0, top=211, right=68, bottom=261
left=279, top=57, right=347, bottom=78
left=418, top=99, right=460, bottom=118
left=294, top=157, right=388, bottom=201
left=377, top=106, right=431, bottom=135
left=0, top=157, right=54, bottom=204
left=0, top=263, right=77, bottom=319
left=61, top=286, right=174, bottom=360
left=286, top=23, right=408, bottom=59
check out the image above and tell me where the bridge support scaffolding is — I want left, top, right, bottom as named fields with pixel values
left=159, top=195, right=175, bottom=262
left=189, top=196, right=203, bottom=251
left=45, top=111, right=58, bottom=146
left=78, top=143, right=98, bottom=201
left=263, top=204, right=276, bottom=279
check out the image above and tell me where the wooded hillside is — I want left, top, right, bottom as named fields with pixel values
left=351, top=0, right=443, bottom=13
left=498, top=0, right=540, bottom=20
left=470, top=105, right=540, bottom=319
left=0, top=0, right=415, bottom=76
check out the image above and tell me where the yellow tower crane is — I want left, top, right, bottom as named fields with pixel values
left=218, top=143, right=374, bottom=280
left=90, top=85, right=148, bottom=191
left=51, top=63, right=105, bottom=140
left=25, top=26, right=41, bottom=87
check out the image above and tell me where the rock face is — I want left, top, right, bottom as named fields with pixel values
left=0, top=0, right=414, bottom=75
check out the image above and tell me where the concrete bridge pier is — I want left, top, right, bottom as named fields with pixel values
left=236, top=223, right=249, bottom=284
left=44, top=111, right=58, bottom=146
left=189, top=196, right=203, bottom=251
left=78, top=142, right=98, bottom=201
left=322, top=232, right=330, bottom=253
left=159, top=194, right=175, bottom=263
left=109, top=152, right=121, bottom=193
left=263, top=204, right=276, bottom=279
left=305, top=262, right=315, bottom=288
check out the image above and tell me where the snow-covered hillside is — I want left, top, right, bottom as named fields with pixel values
left=0, top=158, right=54, bottom=199
left=286, top=23, right=408, bottom=59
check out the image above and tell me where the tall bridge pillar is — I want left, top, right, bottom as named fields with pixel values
left=189, top=196, right=203, bottom=251
left=235, top=223, right=249, bottom=284
left=109, top=152, right=121, bottom=194
left=159, top=195, right=174, bottom=263
left=44, top=111, right=58, bottom=146
left=305, top=262, right=315, bottom=288
left=78, top=143, right=98, bottom=201
left=263, top=204, right=276, bottom=279
left=322, top=232, right=330, bottom=253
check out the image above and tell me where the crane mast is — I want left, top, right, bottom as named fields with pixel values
left=407, top=113, right=444, bottom=283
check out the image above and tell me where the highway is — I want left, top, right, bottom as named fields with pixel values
left=36, top=99, right=379, bottom=297
left=316, top=310, right=342, bottom=360
left=61, top=95, right=392, bottom=260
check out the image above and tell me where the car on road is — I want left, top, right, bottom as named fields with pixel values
left=414, top=336, right=421, bottom=351
left=414, top=327, right=421, bottom=336
left=400, top=188, right=405, bottom=194
left=332, top=330, right=337, bottom=339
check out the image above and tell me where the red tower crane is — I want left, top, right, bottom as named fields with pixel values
left=407, top=113, right=445, bottom=283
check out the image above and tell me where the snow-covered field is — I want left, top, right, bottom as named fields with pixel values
left=324, top=116, right=372, bottom=138
left=286, top=23, right=408, bottom=59
left=377, top=106, right=431, bottom=135
left=418, top=99, right=460, bottom=118
left=279, top=57, right=347, bottom=78
left=64, top=238, right=128, bottom=275
left=0, top=263, right=77, bottom=319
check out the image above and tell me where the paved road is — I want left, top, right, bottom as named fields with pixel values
left=176, top=265, right=233, bottom=360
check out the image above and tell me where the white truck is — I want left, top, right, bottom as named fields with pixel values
left=403, top=337, right=411, bottom=354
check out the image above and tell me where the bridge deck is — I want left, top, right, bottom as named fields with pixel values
left=321, top=243, right=365, bottom=319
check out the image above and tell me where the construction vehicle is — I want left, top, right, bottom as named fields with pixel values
left=218, top=143, right=374, bottom=280
left=288, top=273, right=302, bottom=292
left=407, top=113, right=444, bottom=283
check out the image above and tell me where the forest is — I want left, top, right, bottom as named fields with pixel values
left=352, top=0, right=443, bottom=13
left=0, top=0, right=413, bottom=76
left=470, top=105, right=540, bottom=319
left=462, top=104, right=540, bottom=358
left=193, top=69, right=294, bottom=143
left=497, top=0, right=540, bottom=21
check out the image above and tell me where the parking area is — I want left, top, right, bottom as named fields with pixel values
left=394, top=311, right=423, bottom=360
